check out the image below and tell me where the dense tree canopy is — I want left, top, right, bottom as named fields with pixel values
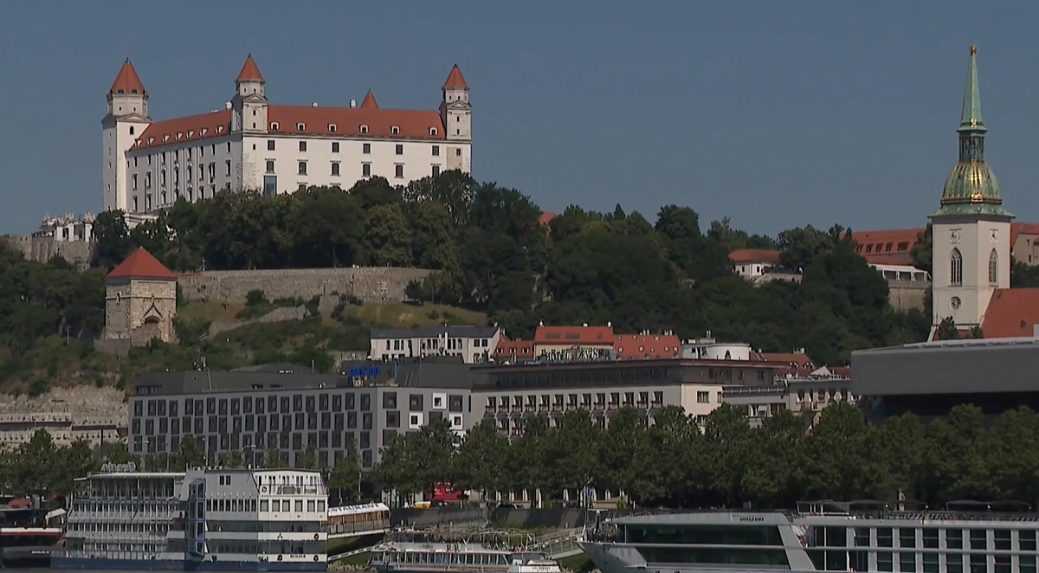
left=372, top=404, right=1039, bottom=510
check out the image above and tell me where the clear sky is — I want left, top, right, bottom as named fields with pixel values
left=1, top=1, right=1038, bottom=236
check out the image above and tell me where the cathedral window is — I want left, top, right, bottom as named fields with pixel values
left=989, top=249, right=998, bottom=284
left=951, top=248, right=963, bottom=286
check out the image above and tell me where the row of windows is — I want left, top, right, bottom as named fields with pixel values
left=485, top=391, right=667, bottom=411
left=132, top=184, right=223, bottom=212
left=271, top=122, right=439, bottom=137
left=136, top=392, right=398, bottom=417
left=949, top=248, right=999, bottom=286
left=131, top=142, right=228, bottom=166
left=285, top=160, right=436, bottom=179
left=131, top=161, right=224, bottom=191
left=134, top=411, right=378, bottom=436
left=809, top=549, right=1037, bottom=573
left=815, top=526, right=1037, bottom=551
left=276, top=140, right=442, bottom=157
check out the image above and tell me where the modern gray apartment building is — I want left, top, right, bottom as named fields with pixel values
left=129, top=362, right=480, bottom=468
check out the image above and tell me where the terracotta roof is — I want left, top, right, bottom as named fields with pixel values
left=728, top=249, right=781, bottom=265
left=614, top=334, right=681, bottom=360
left=237, top=54, right=265, bottom=82
left=1011, top=223, right=1039, bottom=247
left=107, top=248, right=176, bottom=281
left=982, top=288, right=1039, bottom=338
left=360, top=90, right=379, bottom=109
left=268, top=105, right=444, bottom=140
left=851, top=228, right=923, bottom=265
left=109, top=59, right=146, bottom=96
left=132, top=110, right=231, bottom=150
left=443, top=64, right=468, bottom=90
left=494, top=337, right=535, bottom=356
left=534, top=325, right=615, bottom=345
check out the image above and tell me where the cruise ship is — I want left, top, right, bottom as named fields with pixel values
left=580, top=501, right=1039, bottom=573
left=370, top=531, right=562, bottom=573
left=54, top=464, right=328, bottom=571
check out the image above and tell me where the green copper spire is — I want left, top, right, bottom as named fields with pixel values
left=959, top=44, right=985, bottom=132
left=934, top=44, right=1011, bottom=219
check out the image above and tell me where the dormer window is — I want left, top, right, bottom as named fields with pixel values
left=201, top=128, right=208, bottom=136
left=188, top=130, right=194, bottom=137
left=328, top=124, right=337, bottom=133
left=429, top=127, right=438, bottom=136
left=391, top=126, right=400, bottom=136
left=163, top=135, right=170, bottom=142
left=360, top=124, right=369, bottom=135
left=217, top=126, right=224, bottom=133
left=148, top=137, right=155, bottom=144
left=296, top=122, right=305, bottom=132
left=177, top=132, right=184, bottom=140
left=270, top=122, right=280, bottom=131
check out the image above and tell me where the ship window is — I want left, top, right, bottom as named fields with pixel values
left=946, top=529, right=963, bottom=549
left=1020, top=531, right=1037, bottom=551
left=877, top=552, right=893, bottom=572
left=877, top=528, right=893, bottom=547
left=923, top=528, right=939, bottom=548
left=900, top=528, right=916, bottom=548
left=900, top=552, right=916, bottom=572
left=948, top=555, right=964, bottom=573
left=970, top=529, right=987, bottom=550
left=624, top=524, right=783, bottom=546
left=970, top=554, right=986, bottom=573
left=994, top=529, right=1011, bottom=550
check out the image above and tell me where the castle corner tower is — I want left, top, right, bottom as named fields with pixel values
left=102, top=59, right=151, bottom=213
left=440, top=64, right=472, bottom=172
left=930, top=45, right=1013, bottom=333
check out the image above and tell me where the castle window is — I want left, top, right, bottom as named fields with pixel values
left=395, top=164, right=404, bottom=179
left=267, top=140, right=275, bottom=151
left=989, top=249, right=998, bottom=284
left=432, top=165, right=440, bottom=177
left=359, top=124, right=369, bottom=134
left=329, top=124, right=337, bottom=133
left=363, top=143, right=371, bottom=154
left=391, top=126, right=400, bottom=135
left=395, top=144, right=403, bottom=156
left=951, top=248, right=963, bottom=286
left=298, top=161, right=308, bottom=176
left=270, top=122, right=280, bottom=131
left=332, top=142, right=340, bottom=153
left=299, top=141, right=307, bottom=152
left=133, top=197, right=138, bottom=211
left=297, top=122, right=305, bottom=132
left=225, top=160, right=231, bottom=176
left=266, top=160, right=275, bottom=174
left=132, top=174, right=138, bottom=191
left=331, top=162, right=340, bottom=176
left=217, top=126, right=224, bottom=133
left=362, top=163, right=371, bottom=177
left=456, top=148, right=461, bottom=156
left=430, top=127, right=437, bottom=136
left=432, top=145, right=440, bottom=157
left=129, top=126, right=135, bottom=135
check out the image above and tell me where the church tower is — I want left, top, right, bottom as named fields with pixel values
left=102, top=59, right=151, bottom=212
left=440, top=64, right=472, bottom=172
left=930, top=45, right=1013, bottom=333
left=231, top=54, right=269, bottom=134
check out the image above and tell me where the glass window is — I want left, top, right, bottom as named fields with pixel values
left=267, top=140, right=275, bottom=151
left=994, top=530, right=1011, bottom=550
left=878, top=528, right=893, bottom=548
left=624, top=525, right=782, bottom=546
left=295, top=500, right=303, bottom=512
left=947, top=555, right=963, bottom=573
left=970, top=529, right=987, bottom=551
left=994, top=554, right=1010, bottom=573
left=946, top=529, right=963, bottom=549
left=970, top=553, right=986, bottom=573
left=923, top=528, right=939, bottom=548
left=1020, top=530, right=1037, bottom=551
left=877, top=552, right=893, bottom=572
left=923, top=553, right=938, bottom=573
left=1020, top=555, right=1036, bottom=573
left=900, top=552, right=916, bottom=572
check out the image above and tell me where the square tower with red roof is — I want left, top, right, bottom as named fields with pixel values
left=102, top=248, right=178, bottom=345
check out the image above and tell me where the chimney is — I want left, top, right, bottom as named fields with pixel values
left=312, top=102, right=318, bottom=107
left=224, top=101, right=232, bottom=110
left=350, top=99, right=357, bottom=108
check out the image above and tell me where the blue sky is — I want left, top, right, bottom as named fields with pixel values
left=2, top=2, right=1038, bottom=236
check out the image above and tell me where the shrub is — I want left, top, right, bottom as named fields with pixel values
left=245, top=289, right=268, bottom=307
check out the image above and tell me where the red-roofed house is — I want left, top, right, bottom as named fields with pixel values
left=981, top=288, right=1039, bottom=338
left=533, top=325, right=615, bottom=359
left=728, top=249, right=781, bottom=279
left=1011, top=223, right=1039, bottom=265
left=103, top=55, right=472, bottom=214
left=102, top=248, right=177, bottom=345
left=494, top=337, right=535, bottom=363
left=851, top=229, right=923, bottom=266
left=613, top=333, right=680, bottom=360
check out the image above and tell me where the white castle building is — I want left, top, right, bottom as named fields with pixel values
left=102, top=55, right=472, bottom=214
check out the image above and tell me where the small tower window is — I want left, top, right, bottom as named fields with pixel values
left=391, top=126, right=400, bottom=135
left=951, top=248, right=963, bottom=286
left=360, top=124, right=369, bottom=135
left=989, top=249, right=998, bottom=284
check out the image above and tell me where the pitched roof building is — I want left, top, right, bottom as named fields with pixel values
left=102, top=55, right=472, bottom=214
left=102, top=248, right=177, bottom=346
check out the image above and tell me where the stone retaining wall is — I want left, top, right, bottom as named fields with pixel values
left=178, top=267, right=433, bottom=305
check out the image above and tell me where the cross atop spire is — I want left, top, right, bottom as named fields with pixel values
left=959, top=43, right=985, bottom=132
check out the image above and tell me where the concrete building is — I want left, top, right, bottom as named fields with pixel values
left=851, top=337, right=1039, bottom=419
left=722, top=372, right=855, bottom=427
left=369, top=325, right=500, bottom=363
left=472, top=358, right=782, bottom=433
left=128, top=362, right=479, bottom=469
left=103, top=57, right=471, bottom=215
left=102, top=248, right=177, bottom=345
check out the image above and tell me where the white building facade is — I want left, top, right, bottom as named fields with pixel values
left=369, top=325, right=501, bottom=363
left=102, top=56, right=472, bottom=214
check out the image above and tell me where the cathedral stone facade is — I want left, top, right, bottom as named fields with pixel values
left=103, top=248, right=177, bottom=345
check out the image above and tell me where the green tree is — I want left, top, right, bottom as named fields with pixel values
left=91, top=210, right=133, bottom=268
left=366, top=204, right=413, bottom=266
left=328, top=451, right=362, bottom=505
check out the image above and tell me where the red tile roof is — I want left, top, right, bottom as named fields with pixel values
left=1011, top=223, right=1039, bottom=247
left=360, top=90, right=379, bottom=109
left=851, top=228, right=923, bottom=266
left=728, top=248, right=781, bottom=265
left=534, top=325, right=615, bottom=345
left=109, top=59, right=146, bottom=96
left=443, top=65, right=468, bottom=90
left=494, top=337, right=535, bottom=357
left=132, top=110, right=231, bottom=150
left=982, top=288, right=1039, bottom=338
left=236, top=54, right=265, bottom=82
left=614, top=334, right=680, bottom=360
left=268, top=105, right=443, bottom=140
left=107, top=248, right=176, bottom=281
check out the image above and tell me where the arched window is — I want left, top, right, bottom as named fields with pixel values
left=951, top=248, right=963, bottom=286
left=989, top=249, right=998, bottom=284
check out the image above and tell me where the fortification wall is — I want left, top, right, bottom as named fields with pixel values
left=0, top=235, right=93, bottom=269
left=177, top=267, right=434, bottom=305
left=888, top=280, right=929, bottom=313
